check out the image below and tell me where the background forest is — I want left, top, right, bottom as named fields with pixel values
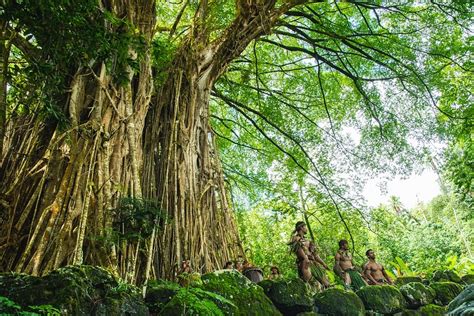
left=237, top=192, right=473, bottom=280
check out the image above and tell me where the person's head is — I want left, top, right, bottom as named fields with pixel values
left=270, top=266, right=280, bottom=275
left=224, top=261, right=233, bottom=269
left=294, top=221, right=307, bottom=234
left=338, top=239, right=349, bottom=250
left=366, top=249, right=375, bottom=260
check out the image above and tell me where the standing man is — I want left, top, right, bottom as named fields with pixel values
left=334, top=240, right=367, bottom=291
left=363, top=249, right=393, bottom=285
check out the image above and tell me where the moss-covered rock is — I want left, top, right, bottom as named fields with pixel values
left=314, top=288, right=365, bottom=316
left=432, top=270, right=462, bottom=283
left=400, top=304, right=447, bottom=315
left=430, top=281, right=463, bottom=306
left=461, top=274, right=474, bottom=285
left=399, top=282, right=436, bottom=309
left=447, top=284, right=474, bottom=316
left=400, top=309, right=420, bottom=315
left=145, top=280, right=181, bottom=314
left=201, top=270, right=281, bottom=316
left=418, top=304, right=446, bottom=315
left=177, top=272, right=203, bottom=287
left=0, top=265, right=148, bottom=315
left=356, top=285, right=406, bottom=314
left=158, top=287, right=227, bottom=315
left=259, top=278, right=314, bottom=316
left=395, top=276, right=423, bottom=286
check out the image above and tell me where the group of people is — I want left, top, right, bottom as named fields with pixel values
left=176, top=220, right=392, bottom=291
left=290, top=221, right=392, bottom=291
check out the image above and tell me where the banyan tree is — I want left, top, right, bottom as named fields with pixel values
left=0, top=0, right=470, bottom=283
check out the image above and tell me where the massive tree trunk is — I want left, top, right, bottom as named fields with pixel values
left=0, top=1, right=155, bottom=281
left=0, top=0, right=302, bottom=281
left=143, top=0, right=287, bottom=279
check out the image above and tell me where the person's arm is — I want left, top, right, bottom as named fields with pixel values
left=382, top=265, right=393, bottom=284
left=363, top=263, right=379, bottom=285
left=296, top=247, right=309, bottom=262
left=314, top=254, right=329, bottom=270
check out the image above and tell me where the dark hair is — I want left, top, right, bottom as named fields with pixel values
left=366, top=249, right=373, bottom=256
left=225, top=261, right=233, bottom=267
left=294, top=221, right=306, bottom=232
left=338, top=239, right=348, bottom=248
left=271, top=266, right=280, bottom=273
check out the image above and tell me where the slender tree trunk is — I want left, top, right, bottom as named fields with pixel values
left=0, top=19, right=9, bottom=161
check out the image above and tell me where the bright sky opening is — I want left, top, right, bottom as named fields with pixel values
left=363, top=169, right=442, bottom=209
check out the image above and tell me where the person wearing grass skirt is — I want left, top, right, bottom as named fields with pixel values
left=289, top=221, right=331, bottom=288
left=334, top=239, right=367, bottom=291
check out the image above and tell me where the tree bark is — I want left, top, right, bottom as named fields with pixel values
left=0, top=0, right=309, bottom=280
left=0, top=0, right=156, bottom=279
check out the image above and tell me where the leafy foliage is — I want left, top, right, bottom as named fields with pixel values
left=3, top=0, right=147, bottom=127
left=111, top=196, right=166, bottom=242
left=0, top=295, right=61, bottom=315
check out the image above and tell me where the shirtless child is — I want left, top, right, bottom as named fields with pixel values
left=362, top=249, right=393, bottom=285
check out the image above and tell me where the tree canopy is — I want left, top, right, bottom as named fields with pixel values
left=0, top=0, right=472, bottom=281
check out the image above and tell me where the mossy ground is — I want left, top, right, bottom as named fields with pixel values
left=430, top=281, right=463, bottom=306
left=461, top=274, right=474, bottom=285
left=145, top=279, right=181, bottom=314
left=314, top=288, right=365, bottom=316
left=158, top=287, right=236, bottom=316
left=399, top=282, right=435, bottom=309
left=0, top=265, right=148, bottom=315
left=356, top=285, right=406, bottom=314
left=431, top=270, right=462, bottom=283
left=201, top=270, right=282, bottom=316
left=260, top=278, right=314, bottom=316
left=395, top=276, right=423, bottom=286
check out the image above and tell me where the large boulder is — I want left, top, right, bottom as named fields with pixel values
left=395, top=276, right=423, bottom=286
left=356, top=285, right=406, bottom=314
left=145, top=280, right=181, bottom=314
left=314, top=288, right=365, bottom=316
left=461, top=274, right=474, bottom=285
left=201, top=270, right=281, bottom=315
left=159, top=287, right=236, bottom=316
left=259, top=278, right=314, bottom=316
left=418, top=304, right=447, bottom=315
left=0, top=265, right=148, bottom=315
left=432, top=270, right=462, bottom=283
left=401, top=304, right=446, bottom=315
left=430, top=281, right=464, bottom=306
left=399, top=282, right=436, bottom=309
left=447, top=284, right=474, bottom=316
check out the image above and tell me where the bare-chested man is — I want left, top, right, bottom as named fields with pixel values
left=289, top=221, right=331, bottom=288
left=334, top=240, right=367, bottom=291
left=362, top=249, right=393, bottom=285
